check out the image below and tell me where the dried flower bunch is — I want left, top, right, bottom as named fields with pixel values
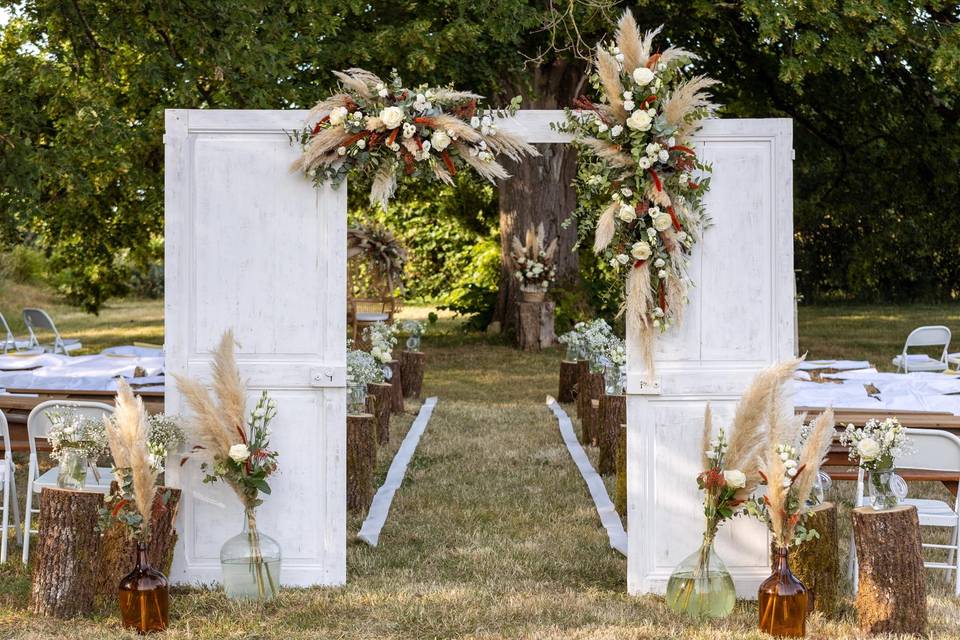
left=510, top=223, right=558, bottom=292
left=101, top=380, right=159, bottom=542
left=347, top=223, right=407, bottom=292
left=293, top=68, right=538, bottom=210
left=560, top=9, right=718, bottom=374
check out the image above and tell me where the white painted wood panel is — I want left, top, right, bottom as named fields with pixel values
left=165, top=109, right=346, bottom=587
left=625, top=119, right=794, bottom=596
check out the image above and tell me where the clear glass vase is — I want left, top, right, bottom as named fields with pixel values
left=665, top=534, right=736, bottom=619
left=564, top=343, right=582, bottom=362
left=220, top=507, right=281, bottom=601
left=603, top=364, right=624, bottom=395
left=758, top=546, right=808, bottom=637
left=405, top=334, right=421, bottom=351
left=57, top=446, right=87, bottom=490
left=588, top=353, right=607, bottom=375
left=347, top=381, right=368, bottom=415
left=118, top=541, right=169, bottom=633
left=867, top=466, right=906, bottom=511
left=806, top=471, right=833, bottom=507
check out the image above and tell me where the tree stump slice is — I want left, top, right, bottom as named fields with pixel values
left=558, top=360, right=578, bottom=404
left=575, top=360, right=589, bottom=419
left=347, top=413, right=377, bottom=514
left=853, top=505, right=927, bottom=637
left=30, top=488, right=103, bottom=619
left=387, top=360, right=404, bottom=413
left=95, top=486, right=182, bottom=602
left=367, top=382, right=392, bottom=444
left=400, top=350, right=425, bottom=398
left=517, top=301, right=543, bottom=352
left=615, top=424, right=627, bottom=516
left=771, top=501, right=840, bottom=617
left=582, top=373, right=604, bottom=446
left=598, top=394, right=626, bottom=476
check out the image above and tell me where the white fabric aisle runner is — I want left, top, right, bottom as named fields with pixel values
left=358, top=397, right=438, bottom=547
left=546, top=396, right=627, bottom=556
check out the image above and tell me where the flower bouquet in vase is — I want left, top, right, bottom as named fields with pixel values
left=666, top=360, right=798, bottom=619
left=510, top=223, right=558, bottom=303
left=176, top=331, right=281, bottom=601
left=347, top=346, right=384, bottom=414
left=747, top=396, right=835, bottom=638
left=46, top=410, right=109, bottom=490
left=101, top=380, right=168, bottom=633
left=839, top=418, right=910, bottom=511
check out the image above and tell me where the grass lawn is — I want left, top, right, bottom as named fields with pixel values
left=0, top=293, right=959, bottom=638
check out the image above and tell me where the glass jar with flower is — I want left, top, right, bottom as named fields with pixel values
left=401, top=320, right=425, bottom=352
left=347, top=347, right=385, bottom=415
left=47, top=410, right=109, bottom=490
left=840, top=418, right=911, bottom=510
left=602, top=338, right=627, bottom=394
left=558, top=324, right=587, bottom=362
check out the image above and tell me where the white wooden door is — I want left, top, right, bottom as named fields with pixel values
left=164, top=109, right=347, bottom=586
left=625, top=119, right=794, bottom=596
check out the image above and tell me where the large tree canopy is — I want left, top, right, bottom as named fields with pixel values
left=1, top=1, right=958, bottom=311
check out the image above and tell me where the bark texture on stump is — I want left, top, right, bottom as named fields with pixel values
left=387, top=360, right=404, bottom=414
left=575, top=360, right=589, bottom=419
left=853, top=505, right=927, bottom=637
left=598, top=394, right=626, bottom=476
left=771, top=501, right=840, bottom=617
left=582, top=373, right=604, bottom=446
left=30, top=488, right=103, bottom=619
left=558, top=360, right=578, bottom=404
left=96, top=486, right=182, bottom=602
left=347, top=413, right=377, bottom=514
left=400, top=350, right=425, bottom=398
left=367, top=382, right=392, bottom=444
left=615, top=424, right=627, bottom=516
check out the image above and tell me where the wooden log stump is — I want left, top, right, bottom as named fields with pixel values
left=615, top=424, right=627, bottom=516
left=558, top=360, right=578, bottom=404
left=583, top=373, right=604, bottom=446
left=367, top=382, right=392, bottom=444
left=575, top=360, right=589, bottom=419
left=516, top=301, right=556, bottom=352
left=347, top=413, right=377, bottom=514
left=30, top=488, right=103, bottom=618
left=400, top=350, right=425, bottom=398
left=96, top=486, right=182, bottom=603
left=598, top=394, right=626, bottom=476
left=770, top=501, right=840, bottom=617
left=387, top=360, right=404, bottom=414
left=853, top=505, right=927, bottom=637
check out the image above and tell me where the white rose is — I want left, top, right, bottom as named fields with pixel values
left=356, top=138, right=366, bottom=149
left=470, top=116, right=481, bottom=128
left=431, top=130, right=451, bottom=151
left=402, top=122, right=417, bottom=139
left=615, top=52, right=624, bottom=62
left=723, top=469, right=746, bottom=489
left=654, top=258, right=665, bottom=268
left=646, top=227, right=657, bottom=238
left=622, top=90, right=633, bottom=100
left=787, top=467, right=798, bottom=478
left=618, top=203, right=637, bottom=222
left=638, top=156, right=652, bottom=170
left=329, top=106, right=349, bottom=126
left=652, top=213, right=672, bottom=232
left=610, top=124, right=623, bottom=137
left=337, top=146, right=346, bottom=156
left=884, top=429, right=896, bottom=445
left=228, top=443, right=250, bottom=463
left=616, top=254, right=630, bottom=265
left=630, top=241, right=652, bottom=261
left=379, top=106, right=405, bottom=129
left=609, top=258, right=619, bottom=268
left=623, top=100, right=635, bottom=112
left=645, top=143, right=659, bottom=156
left=421, top=140, right=432, bottom=153
left=857, top=437, right=881, bottom=461
left=633, top=67, right=655, bottom=86
left=621, top=187, right=632, bottom=197
left=597, top=122, right=608, bottom=133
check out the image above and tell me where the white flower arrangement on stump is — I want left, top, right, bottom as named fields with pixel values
left=510, top=223, right=558, bottom=294
left=364, top=321, right=399, bottom=365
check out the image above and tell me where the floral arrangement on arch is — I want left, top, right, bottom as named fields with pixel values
left=560, top=10, right=718, bottom=373
left=510, top=223, right=558, bottom=293
left=292, top=68, right=538, bottom=210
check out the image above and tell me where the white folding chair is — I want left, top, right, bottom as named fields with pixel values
left=0, top=410, right=22, bottom=563
left=22, top=308, right=82, bottom=355
left=1, top=311, right=31, bottom=354
left=22, top=400, right=113, bottom=565
left=849, top=428, right=960, bottom=595
left=891, top=326, right=950, bottom=373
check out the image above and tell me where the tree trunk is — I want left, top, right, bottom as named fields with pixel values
left=853, top=505, right=927, bottom=636
left=494, top=60, right=586, bottom=331
left=598, top=394, right=626, bottom=476
left=558, top=360, right=578, bottom=403
left=387, top=360, right=404, bottom=414
left=30, top=488, right=103, bottom=618
left=347, top=413, right=377, bottom=514
left=575, top=360, right=589, bottom=419
left=400, top=350, right=425, bottom=399
left=615, top=424, right=627, bottom=516
left=367, top=382, right=392, bottom=444
left=583, top=373, right=604, bottom=446
left=96, top=486, right=182, bottom=603
left=772, top=501, right=839, bottom=618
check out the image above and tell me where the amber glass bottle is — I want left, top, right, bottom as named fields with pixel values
left=118, top=542, right=169, bottom=633
left=758, top=546, right=808, bottom=637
